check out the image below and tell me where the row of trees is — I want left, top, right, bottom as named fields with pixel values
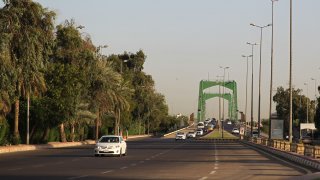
left=0, top=0, right=187, bottom=145
left=273, top=86, right=320, bottom=134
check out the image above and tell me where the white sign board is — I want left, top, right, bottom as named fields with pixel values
left=271, top=119, right=284, bottom=140
left=300, top=123, right=316, bottom=130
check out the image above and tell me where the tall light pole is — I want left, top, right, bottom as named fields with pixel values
left=220, top=66, right=229, bottom=138
left=304, top=83, right=309, bottom=123
left=247, top=42, right=258, bottom=137
left=289, top=0, right=293, bottom=143
left=269, top=0, right=278, bottom=140
left=220, top=66, right=230, bottom=121
left=311, top=78, right=317, bottom=122
left=217, top=75, right=224, bottom=132
left=242, top=55, right=252, bottom=124
left=311, top=78, right=317, bottom=101
left=250, top=23, right=271, bottom=137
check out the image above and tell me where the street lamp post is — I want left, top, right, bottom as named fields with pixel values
left=220, top=66, right=230, bottom=138
left=242, top=55, right=253, bottom=125
left=311, top=78, right=317, bottom=122
left=289, top=0, right=293, bottom=143
left=269, top=0, right=278, bottom=140
left=217, top=75, right=224, bottom=132
left=304, top=83, right=309, bottom=123
left=220, top=66, right=230, bottom=122
left=311, top=78, right=317, bottom=102
left=250, top=23, right=271, bottom=137
left=247, top=42, right=258, bottom=137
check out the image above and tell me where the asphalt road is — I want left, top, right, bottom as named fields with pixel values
left=0, top=136, right=311, bottom=180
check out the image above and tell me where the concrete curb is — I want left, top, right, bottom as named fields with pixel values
left=241, top=140, right=320, bottom=171
left=0, top=135, right=151, bottom=154
left=163, top=124, right=194, bottom=137
left=125, top=134, right=152, bottom=140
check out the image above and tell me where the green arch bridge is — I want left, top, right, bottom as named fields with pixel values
left=197, top=80, right=238, bottom=121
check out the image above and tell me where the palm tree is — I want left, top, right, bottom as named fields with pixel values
left=111, top=80, right=133, bottom=135
left=0, top=0, right=55, bottom=144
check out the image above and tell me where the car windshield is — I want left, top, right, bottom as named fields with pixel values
left=99, top=136, right=119, bottom=143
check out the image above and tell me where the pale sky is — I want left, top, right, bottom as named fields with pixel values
left=27, top=0, right=320, bottom=121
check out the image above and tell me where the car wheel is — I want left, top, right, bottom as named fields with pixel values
left=119, top=149, right=122, bottom=157
left=94, top=154, right=99, bottom=157
left=124, top=148, right=127, bottom=156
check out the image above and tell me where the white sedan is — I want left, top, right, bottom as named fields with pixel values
left=187, top=131, right=196, bottom=138
left=175, top=132, right=186, bottom=140
left=94, top=135, right=127, bottom=157
left=232, top=128, right=240, bottom=134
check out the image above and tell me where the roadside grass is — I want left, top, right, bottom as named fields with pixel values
left=203, top=129, right=238, bottom=139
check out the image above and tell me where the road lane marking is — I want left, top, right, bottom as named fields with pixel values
left=145, top=158, right=150, bottom=161
left=214, top=166, right=219, bottom=170
left=131, top=163, right=137, bottom=166
left=68, top=175, right=89, bottom=180
left=139, top=161, right=144, bottom=163
left=199, top=177, right=208, bottom=180
left=7, top=168, right=23, bottom=171
left=32, top=164, right=45, bottom=168
left=54, top=161, right=64, bottom=165
left=101, top=170, right=113, bottom=174
left=120, top=166, right=128, bottom=170
left=210, top=171, right=216, bottom=175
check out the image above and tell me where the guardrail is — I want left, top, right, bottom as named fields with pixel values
left=243, top=137, right=320, bottom=170
left=246, top=137, right=320, bottom=159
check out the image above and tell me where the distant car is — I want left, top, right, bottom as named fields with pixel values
left=197, top=122, right=205, bottom=129
left=187, top=131, right=196, bottom=138
left=227, top=121, right=232, bottom=125
left=232, top=128, right=240, bottom=134
left=196, top=129, right=204, bottom=136
left=175, top=132, right=186, bottom=140
left=94, top=135, right=127, bottom=157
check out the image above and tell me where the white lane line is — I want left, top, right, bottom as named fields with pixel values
left=139, top=161, right=144, bottom=163
left=131, top=163, right=137, bottom=166
left=120, top=166, right=128, bottom=170
left=214, top=166, right=219, bottom=170
left=199, top=177, right=208, bottom=180
left=54, top=161, right=64, bottom=165
left=68, top=175, right=89, bottom=180
left=210, top=171, right=216, bottom=175
left=145, top=158, right=150, bottom=161
left=101, top=170, right=113, bottom=174
left=32, top=164, right=45, bottom=168
left=7, top=168, right=23, bottom=171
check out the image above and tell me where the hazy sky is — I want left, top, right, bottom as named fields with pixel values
left=31, top=0, right=320, bottom=121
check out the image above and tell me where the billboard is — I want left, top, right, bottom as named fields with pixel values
left=270, top=119, right=284, bottom=140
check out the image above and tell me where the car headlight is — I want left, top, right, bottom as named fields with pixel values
left=95, top=145, right=101, bottom=149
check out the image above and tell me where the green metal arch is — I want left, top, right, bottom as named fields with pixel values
left=197, top=80, right=238, bottom=121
